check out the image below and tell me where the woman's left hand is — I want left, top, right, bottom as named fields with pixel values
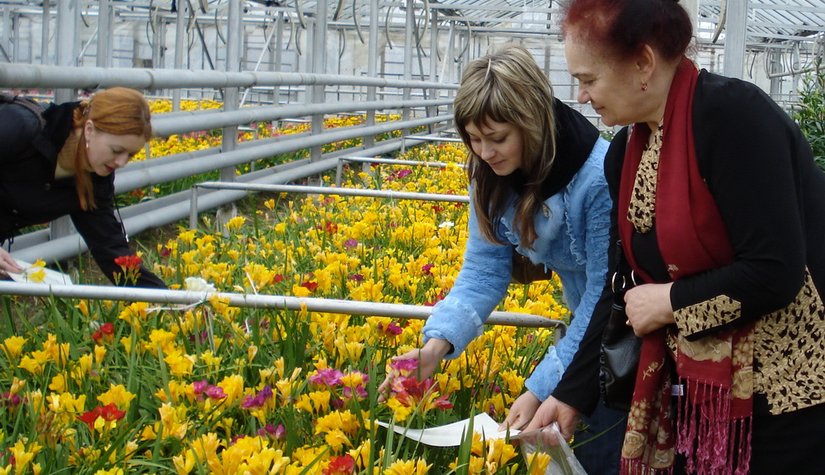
left=624, top=282, right=675, bottom=336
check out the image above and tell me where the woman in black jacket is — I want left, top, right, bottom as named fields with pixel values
left=524, top=1, right=825, bottom=474
left=0, top=87, right=166, bottom=288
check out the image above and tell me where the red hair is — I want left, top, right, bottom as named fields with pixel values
left=562, top=0, right=693, bottom=62
left=72, top=87, right=151, bottom=210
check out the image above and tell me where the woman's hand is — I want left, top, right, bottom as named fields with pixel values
left=0, top=248, right=22, bottom=276
left=499, top=391, right=541, bottom=431
left=624, top=282, right=675, bottom=336
left=522, top=396, right=580, bottom=444
left=378, top=338, right=452, bottom=397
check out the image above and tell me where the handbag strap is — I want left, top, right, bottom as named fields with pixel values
left=611, top=239, right=637, bottom=293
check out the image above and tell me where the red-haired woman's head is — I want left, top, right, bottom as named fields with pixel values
left=562, top=0, right=692, bottom=63
left=72, top=87, right=151, bottom=210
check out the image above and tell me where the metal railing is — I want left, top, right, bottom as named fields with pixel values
left=1, top=63, right=459, bottom=264
left=0, top=282, right=563, bottom=331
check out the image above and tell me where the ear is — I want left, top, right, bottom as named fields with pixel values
left=636, top=44, right=657, bottom=79
left=84, top=119, right=95, bottom=137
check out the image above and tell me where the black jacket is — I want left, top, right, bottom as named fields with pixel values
left=0, top=100, right=166, bottom=288
left=552, top=69, right=825, bottom=415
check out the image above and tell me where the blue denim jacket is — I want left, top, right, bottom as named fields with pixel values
left=423, top=137, right=611, bottom=401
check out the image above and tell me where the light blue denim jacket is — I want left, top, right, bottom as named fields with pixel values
left=423, top=137, right=611, bottom=401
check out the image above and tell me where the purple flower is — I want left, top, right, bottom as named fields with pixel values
left=193, top=380, right=209, bottom=395
left=205, top=385, right=227, bottom=400
left=390, top=358, right=418, bottom=372
left=349, top=273, right=364, bottom=282
left=242, top=385, right=273, bottom=409
left=344, top=238, right=359, bottom=249
left=257, top=423, right=285, bottom=439
left=308, top=368, right=343, bottom=388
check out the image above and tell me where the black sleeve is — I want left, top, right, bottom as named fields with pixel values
left=551, top=128, right=627, bottom=415
left=71, top=178, right=166, bottom=289
left=669, top=75, right=808, bottom=337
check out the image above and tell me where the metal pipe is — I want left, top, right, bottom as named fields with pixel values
left=115, top=114, right=450, bottom=192
left=10, top=137, right=420, bottom=262
left=724, top=0, right=749, bottom=79
left=0, top=63, right=458, bottom=90
left=0, top=282, right=565, bottom=330
left=195, top=181, right=470, bottom=202
left=150, top=98, right=451, bottom=136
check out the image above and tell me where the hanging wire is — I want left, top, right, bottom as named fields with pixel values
left=384, top=4, right=394, bottom=49
left=214, top=5, right=226, bottom=45
left=293, top=0, right=306, bottom=29
left=352, top=0, right=366, bottom=45
left=333, top=0, right=346, bottom=21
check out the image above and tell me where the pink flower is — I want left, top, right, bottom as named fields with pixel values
left=309, top=368, right=343, bottom=388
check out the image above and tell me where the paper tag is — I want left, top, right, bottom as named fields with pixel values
left=671, top=384, right=684, bottom=396
left=7, top=260, right=73, bottom=286
left=375, top=413, right=518, bottom=447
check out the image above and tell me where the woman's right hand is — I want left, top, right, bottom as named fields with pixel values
left=0, top=248, right=22, bottom=276
left=499, top=391, right=541, bottom=431
left=378, top=338, right=452, bottom=397
left=522, top=396, right=580, bottom=443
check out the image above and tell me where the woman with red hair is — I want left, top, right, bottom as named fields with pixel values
left=524, top=1, right=825, bottom=474
left=0, top=87, right=165, bottom=288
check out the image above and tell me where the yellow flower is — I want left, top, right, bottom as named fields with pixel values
left=98, top=384, right=136, bottom=411
left=48, top=373, right=67, bottom=392
left=165, top=350, right=196, bottom=377
left=1, top=336, right=26, bottom=360
left=9, top=438, right=42, bottom=473
left=524, top=450, right=552, bottom=475
left=94, top=469, right=124, bottom=475
left=224, top=215, right=246, bottom=232
left=217, top=374, right=245, bottom=405
left=94, top=345, right=107, bottom=365
left=383, top=458, right=431, bottom=475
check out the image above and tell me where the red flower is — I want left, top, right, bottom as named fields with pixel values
left=78, top=403, right=126, bottom=431
left=301, top=281, right=318, bottom=292
left=113, top=254, right=142, bottom=285
left=113, top=255, right=142, bottom=270
left=92, top=322, right=115, bottom=344
left=324, top=454, right=355, bottom=475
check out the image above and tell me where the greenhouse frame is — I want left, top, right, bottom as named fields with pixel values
left=0, top=1, right=824, bottom=473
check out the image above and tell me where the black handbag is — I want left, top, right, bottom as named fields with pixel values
left=511, top=248, right=553, bottom=284
left=599, top=240, right=642, bottom=411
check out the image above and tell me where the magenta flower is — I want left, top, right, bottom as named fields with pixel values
left=242, top=385, right=273, bottom=409
left=309, top=368, right=344, bottom=388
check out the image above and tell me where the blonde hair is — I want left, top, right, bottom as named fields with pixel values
left=453, top=44, right=557, bottom=247
left=72, top=87, right=151, bottom=210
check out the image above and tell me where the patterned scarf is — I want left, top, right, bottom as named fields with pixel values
left=616, top=57, right=754, bottom=475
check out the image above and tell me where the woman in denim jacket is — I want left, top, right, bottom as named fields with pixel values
left=384, top=45, right=625, bottom=474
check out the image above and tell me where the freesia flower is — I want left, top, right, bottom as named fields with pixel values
left=78, top=403, right=126, bottom=432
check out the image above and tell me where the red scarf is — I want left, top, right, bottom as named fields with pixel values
left=617, top=57, right=753, bottom=475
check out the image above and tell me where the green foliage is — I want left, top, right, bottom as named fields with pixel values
left=793, top=63, right=825, bottom=171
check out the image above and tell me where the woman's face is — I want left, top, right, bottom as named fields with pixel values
left=84, top=121, right=145, bottom=176
left=464, top=119, right=524, bottom=176
left=564, top=35, right=643, bottom=127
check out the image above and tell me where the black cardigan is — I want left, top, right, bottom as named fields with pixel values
left=552, top=69, right=825, bottom=415
left=0, top=100, right=166, bottom=289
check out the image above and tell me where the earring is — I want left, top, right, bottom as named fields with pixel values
left=641, top=81, right=649, bottom=92
left=85, top=141, right=90, bottom=149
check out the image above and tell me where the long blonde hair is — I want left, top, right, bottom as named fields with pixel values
left=453, top=45, right=557, bottom=247
left=72, top=87, right=151, bottom=210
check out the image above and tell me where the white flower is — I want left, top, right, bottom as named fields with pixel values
left=184, top=277, right=216, bottom=292
left=438, top=221, right=455, bottom=229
